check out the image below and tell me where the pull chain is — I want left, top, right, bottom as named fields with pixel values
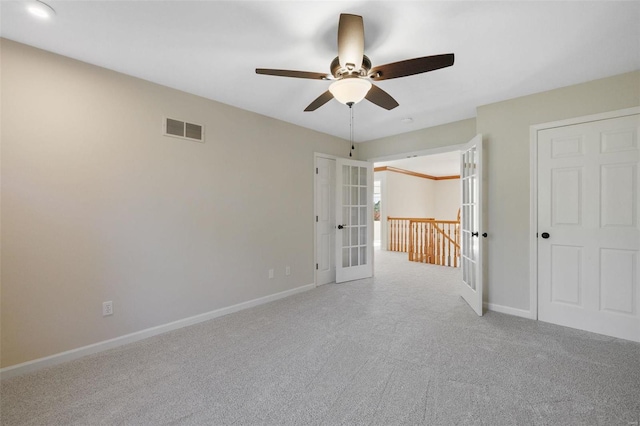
left=349, top=103, right=354, bottom=157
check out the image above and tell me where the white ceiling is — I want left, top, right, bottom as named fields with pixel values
left=1, top=1, right=638, bottom=142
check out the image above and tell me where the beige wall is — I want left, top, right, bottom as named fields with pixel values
left=0, top=40, right=347, bottom=367
left=2, top=37, right=638, bottom=368
left=477, top=71, right=640, bottom=312
left=379, top=170, right=435, bottom=218
left=357, top=118, right=476, bottom=161
left=433, top=179, right=460, bottom=221
left=362, top=70, right=640, bottom=315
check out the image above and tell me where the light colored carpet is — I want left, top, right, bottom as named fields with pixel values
left=2, top=249, right=639, bottom=425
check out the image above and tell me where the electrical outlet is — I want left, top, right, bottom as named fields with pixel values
left=285, top=266, right=291, bottom=276
left=268, top=269, right=274, bottom=279
left=103, top=301, right=113, bottom=316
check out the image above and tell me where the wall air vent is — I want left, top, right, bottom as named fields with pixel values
left=163, top=117, right=204, bottom=143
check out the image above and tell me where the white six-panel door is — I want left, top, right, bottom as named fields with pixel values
left=335, top=158, right=373, bottom=283
left=538, top=114, right=640, bottom=341
left=315, top=157, right=336, bottom=285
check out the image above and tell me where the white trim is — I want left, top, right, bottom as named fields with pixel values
left=0, top=283, right=316, bottom=380
left=529, top=125, right=539, bottom=320
left=484, top=302, right=531, bottom=319
left=528, top=107, right=640, bottom=322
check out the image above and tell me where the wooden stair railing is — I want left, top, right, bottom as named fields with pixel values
left=387, top=216, right=461, bottom=267
left=387, top=217, right=434, bottom=253
left=408, top=219, right=460, bottom=267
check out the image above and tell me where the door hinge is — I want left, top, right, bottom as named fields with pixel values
left=316, top=263, right=318, bottom=270
left=536, top=232, right=538, bottom=238
left=316, top=167, right=318, bottom=174
left=316, top=215, right=318, bottom=222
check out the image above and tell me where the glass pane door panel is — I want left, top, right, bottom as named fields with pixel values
left=358, top=167, right=367, bottom=186
left=351, top=167, right=359, bottom=185
left=351, top=207, right=359, bottom=225
left=351, top=247, right=359, bottom=266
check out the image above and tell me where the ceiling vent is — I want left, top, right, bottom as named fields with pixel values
left=163, top=117, right=204, bottom=143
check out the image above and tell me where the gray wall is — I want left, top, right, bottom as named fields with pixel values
left=0, top=40, right=347, bottom=367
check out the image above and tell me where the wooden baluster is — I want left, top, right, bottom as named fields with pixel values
left=443, top=223, right=447, bottom=266
left=394, top=219, right=398, bottom=252
left=420, top=223, right=426, bottom=263
left=420, top=222, right=426, bottom=263
left=430, top=222, right=434, bottom=264
left=393, top=219, right=397, bottom=252
left=408, top=221, right=413, bottom=261
left=406, top=220, right=410, bottom=253
left=434, top=223, right=438, bottom=265
left=447, top=223, right=451, bottom=266
left=439, top=226, right=443, bottom=265
left=416, top=222, right=419, bottom=261
left=424, top=222, right=428, bottom=264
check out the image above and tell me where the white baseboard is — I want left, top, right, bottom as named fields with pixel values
left=1, top=283, right=316, bottom=380
left=484, top=302, right=532, bottom=319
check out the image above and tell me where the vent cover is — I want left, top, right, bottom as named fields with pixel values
left=163, top=117, right=204, bottom=142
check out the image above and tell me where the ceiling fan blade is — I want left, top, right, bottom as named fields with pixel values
left=338, top=14, right=364, bottom=72
left=369, top=53, right=455, bottom=81
left=365, top=84, right=399, bottom=110
left=256, top=69, right=331, bottom=80
left=304, top=90, right=334, bottom=112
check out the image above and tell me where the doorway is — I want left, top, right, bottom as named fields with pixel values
left=373, top=149, right=463, bottom=257
left=314, top=154, right=374, bottom=286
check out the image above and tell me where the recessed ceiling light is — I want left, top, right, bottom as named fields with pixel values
left=401, top=117, right=413, bottom=124
left=27, top=1, right=56, bottom=20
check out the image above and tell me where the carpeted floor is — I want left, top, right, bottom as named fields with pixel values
left=2, top=249, right=639, bottom=425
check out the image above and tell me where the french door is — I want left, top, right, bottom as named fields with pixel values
left=335, top=158, right=373, bottom=283
left=459, top=135, right=484, bottom=316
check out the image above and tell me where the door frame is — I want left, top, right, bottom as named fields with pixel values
left=528, top=106, right=640, bottom=320
left=314, top=152, right=340, bottom=286
left=366, top=143, right=468, bottom=251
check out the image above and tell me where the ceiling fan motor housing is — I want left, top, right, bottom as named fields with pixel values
left=331, top=55, right=372, bottom=79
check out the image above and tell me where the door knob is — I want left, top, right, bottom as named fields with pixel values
left=541, top=232, right=550, bottom=239
left=337, top=224, right=346, bottom=230
left=482, top=233, right=487, bottom=238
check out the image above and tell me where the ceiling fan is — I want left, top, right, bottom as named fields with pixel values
left=256, top=13, right=454, bottom=112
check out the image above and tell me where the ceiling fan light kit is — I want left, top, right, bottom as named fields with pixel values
left=329, top=77, right=372, bottom=105
left=256, top=13, right=455, bottom=112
